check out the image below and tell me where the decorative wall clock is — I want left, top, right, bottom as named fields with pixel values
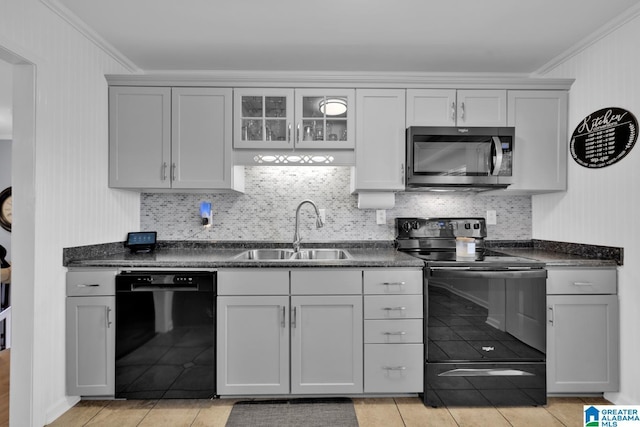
left=0, top=187, right=12, bottom=232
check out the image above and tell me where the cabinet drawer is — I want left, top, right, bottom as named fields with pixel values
left=365, top=320, right=423, bottom=344
left=364, top=295, right=423, bottom=319
left=218, top=269, right=289, bottom=295
left=364, top=269, right=422, bottom=295
left=364, top=344, right=423, bottom=393
left=66, top=270, right=116, bottom=296
left=547, top=268, right=617, bottom=295
left=291, top=270, right=362, bottom=295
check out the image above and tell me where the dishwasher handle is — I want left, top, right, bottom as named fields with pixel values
left=128, top=284, right=199, bottom=292
left=429, top=268, right=547, bottom=280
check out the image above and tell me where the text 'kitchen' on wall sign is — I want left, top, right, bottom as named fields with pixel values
left=570, top=107, right=637, bottom=168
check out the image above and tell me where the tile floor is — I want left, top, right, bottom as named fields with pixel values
left=46, top=396, right=609, bottom=427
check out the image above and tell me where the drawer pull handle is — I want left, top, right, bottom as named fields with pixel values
left=383, top=366, right=407, bottom=371
left=383, top=307, right=406, bottom=311
left=77, top=284, right=100, bottom=287
left=572, top=282, right=594, bottom=286
left=383, top=331, right=407, bottom=336
left=383, top=282, right=405, bottom=286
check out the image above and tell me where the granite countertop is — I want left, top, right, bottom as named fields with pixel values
left=63, top=239, right=622, bottom=269
left=64, top=241, right=425, bottom=269
left=487, top=239, right=622, bottom=267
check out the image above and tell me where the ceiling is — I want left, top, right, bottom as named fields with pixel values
left=54, top=0, right=640, bottom=74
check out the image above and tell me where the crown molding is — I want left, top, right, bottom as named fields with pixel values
left=534, top=3, right=640, bottom=76
left=40, top=0, right=141, bottom=73
left=106, top=71, right=574, bottom=90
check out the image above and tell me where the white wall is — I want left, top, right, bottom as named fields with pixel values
left=536, top=12, right=640, bottom=404
left=0, top=1, right=139, bottom=425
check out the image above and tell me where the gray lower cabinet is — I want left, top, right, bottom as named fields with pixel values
left=363, top=269, right=423, bottom=393
left=66, top=269, right=116, bottom=396
left=216, top=269, right=363, bottom=395
left=547, top=267, right=619, bottom=393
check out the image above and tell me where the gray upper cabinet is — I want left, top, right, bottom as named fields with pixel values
left=505, top=90, right=568, bottom=193
left=351, top=89, right=406, bottom=192
left=109, top=86, right=171, bottom=189
left=109, top=86, right=242, bottom=191
left=406, top=89, right=507, bottom=127
left=233, top=88, right=355, bottom=151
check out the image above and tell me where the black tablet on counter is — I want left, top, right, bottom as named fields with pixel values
left=125, top=231, right=157, bottom=253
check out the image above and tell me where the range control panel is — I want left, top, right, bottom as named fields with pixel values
left=395, top=217, right=487, bottom=239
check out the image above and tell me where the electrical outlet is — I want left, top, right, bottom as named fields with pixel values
left=376, top=210, right=386, bottom=225
left=319, top=209, right=326, bottom=223
left=486, top=210, right=497, bottom=225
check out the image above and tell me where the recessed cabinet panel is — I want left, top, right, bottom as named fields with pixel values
left=66, top=296, right=115, bottom=396
left=352, top=89, right=406, bottom=192
left=171, top=88, right=234, bottom=189
left=109, top=87, right=171, bottom=189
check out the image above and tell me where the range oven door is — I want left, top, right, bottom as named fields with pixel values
left=425, top=267, right=547, bottom=406
left=406, top=126, right=514, bottom=190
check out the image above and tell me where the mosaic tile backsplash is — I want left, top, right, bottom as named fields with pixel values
left=141, top=167, right=532, bottom=242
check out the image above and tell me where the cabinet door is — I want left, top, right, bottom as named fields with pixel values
left=352, top=89, right=406, bottom=191
left=233, top=88, right=294, bottom=149
left=291, top=295, right=363, bottom=394
left=217, top=296, right=289, bottom=395
left=507, top=91, right=568, bottom=193
left=547, top=295, right=619, bottom=393
left=66, top=296, right=115, bottom=396
left=171, top=88, right=234, bottom=189
left=456, top=90, right=507, bottom=126
left=109, top=87, right=171, bottom=188
left=406, top=89, right=456, bottom=127
left=295, top=89, right=355, bottom=149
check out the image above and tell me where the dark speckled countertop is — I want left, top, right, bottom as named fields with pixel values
left=63, top=241, right=425, bottom=269
left=63, top=239, right=622, bottom=269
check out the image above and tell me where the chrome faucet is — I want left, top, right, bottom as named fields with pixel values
left=293, top=199, right=324, bottom=252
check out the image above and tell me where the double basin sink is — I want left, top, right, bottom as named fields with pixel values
left=234, top=248, right=351, bottom=261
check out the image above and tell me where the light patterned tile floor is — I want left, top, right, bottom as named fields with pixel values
left=46, top=396, right=605, bottom=426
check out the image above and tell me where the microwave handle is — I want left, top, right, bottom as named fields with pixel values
left=491, top=136, right=504, bottom=176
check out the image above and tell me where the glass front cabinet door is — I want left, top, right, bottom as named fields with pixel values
left=294, top=89, right=355, bottom=150
left=233, top=88, right=355, bottom=150
left=234, top=88, right=294, bottom=149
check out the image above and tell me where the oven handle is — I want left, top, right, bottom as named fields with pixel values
left=491, top=136, right=504, bottom=176
left=439, top=368, right=535, bottom=377
left=429, top=268, right=547, bottom=280
left=128, top=284, right=199, bottom=292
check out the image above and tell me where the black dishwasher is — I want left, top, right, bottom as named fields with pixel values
left=115, top=271, right=216, bottom=399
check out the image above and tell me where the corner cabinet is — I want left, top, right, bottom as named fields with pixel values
left=406, top=89, right=507, bottom=127
left=351, top=89, right=406, bottom=192
left=547, top=267, right=619, bottom=393
left=66, top=269, right=116, bottom=396
left=505, top=91, right=568, bottom=193
left=109, top=86, right=243, bottom=191
left=233, top=88, right=355, bottom=151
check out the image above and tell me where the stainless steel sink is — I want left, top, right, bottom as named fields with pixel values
left=233, top=248, right=351, bottom=261
left=290, top=249, right=351, bottom=260
left=234, top=249, right=295, bottom=260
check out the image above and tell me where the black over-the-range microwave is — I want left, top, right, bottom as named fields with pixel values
left=405, top=126, right=515, bottom=192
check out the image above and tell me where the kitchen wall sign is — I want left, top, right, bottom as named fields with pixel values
left=570, top=107, right=637, bottom=168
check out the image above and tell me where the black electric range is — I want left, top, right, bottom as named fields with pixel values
left=396, top=217, right=547, bottom=407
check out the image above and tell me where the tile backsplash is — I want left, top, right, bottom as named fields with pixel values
left=141, top=166, right=531, bottom=241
